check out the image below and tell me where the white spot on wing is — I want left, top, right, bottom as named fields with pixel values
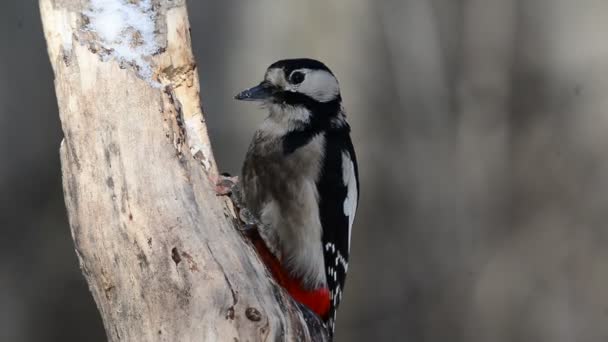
left=337, top=252, right=348, bottom=272
left=342, top=152, right=357, bottom=253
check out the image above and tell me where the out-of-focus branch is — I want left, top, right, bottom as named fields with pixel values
left=39, top=0, right=327, bottom=340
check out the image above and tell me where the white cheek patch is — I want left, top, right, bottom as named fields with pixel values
left=291, top=69, right=339, bottom=103
left=342, top=152, right=358, bottom=253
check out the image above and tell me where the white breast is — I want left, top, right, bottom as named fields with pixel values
left=259, top=134, right=328, bottom=289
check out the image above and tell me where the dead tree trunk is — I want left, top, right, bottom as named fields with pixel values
left=40, top=0, right=327, bottom=341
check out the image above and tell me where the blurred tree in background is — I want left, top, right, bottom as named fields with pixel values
left=2, top=0, right=608, bottom=341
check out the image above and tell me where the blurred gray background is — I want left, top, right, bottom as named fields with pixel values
left=3, top=0, right=608, bottom=341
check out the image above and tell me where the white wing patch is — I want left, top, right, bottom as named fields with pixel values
left=341, top=152, right=358, bottom=253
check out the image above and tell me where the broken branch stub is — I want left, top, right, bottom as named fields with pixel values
left=40, top=0, right=328, bottom=340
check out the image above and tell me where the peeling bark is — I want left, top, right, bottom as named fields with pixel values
left=40, top=0, right=328, bottom=340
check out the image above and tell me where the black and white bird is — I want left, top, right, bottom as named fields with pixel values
left=235, top=58, right=359, bottom=336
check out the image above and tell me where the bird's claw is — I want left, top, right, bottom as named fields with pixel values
left=214, top=174, right=261, bottom=236
left=238, top=208, right=261, bottom=232
left=213, top=173, right=239, bottom=196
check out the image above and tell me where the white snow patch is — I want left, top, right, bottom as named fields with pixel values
left=85, top=0, right=159, bottom=83
left=185, top=114, right=211, bottom=170
left=60, top=16, right=73, bottom=50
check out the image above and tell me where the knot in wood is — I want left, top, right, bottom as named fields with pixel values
left=245, top=307, right=262, bottom=322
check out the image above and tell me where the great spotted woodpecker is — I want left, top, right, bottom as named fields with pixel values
left=234, top=58, right=359, bottom=336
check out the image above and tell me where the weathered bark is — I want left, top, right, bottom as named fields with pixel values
left=40, top=0, right=327, bottom=341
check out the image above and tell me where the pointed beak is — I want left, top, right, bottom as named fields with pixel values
left=235, top=82, right=273, bottom=101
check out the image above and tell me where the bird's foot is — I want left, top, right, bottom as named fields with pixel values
left=213, top=172, right=239, bottom=196
left=213, top=174, right=264, bottom=238
left=238, top=207, right=262, bottom=233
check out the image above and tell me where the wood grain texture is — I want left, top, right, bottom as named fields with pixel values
left=39, top=0, right=328, bottom=340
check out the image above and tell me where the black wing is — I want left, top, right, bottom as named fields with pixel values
left=317, top=128, right=359, bottom=332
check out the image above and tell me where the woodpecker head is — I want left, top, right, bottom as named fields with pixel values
left=236, top=58, right=341, bottom=105
left=235, top=59, right=344, bottom=131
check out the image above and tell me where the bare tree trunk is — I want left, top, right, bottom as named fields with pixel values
left=39, top=0, right=327, bottom=341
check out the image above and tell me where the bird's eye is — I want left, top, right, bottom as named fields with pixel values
left=289, top=71, right=305, bottom=85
